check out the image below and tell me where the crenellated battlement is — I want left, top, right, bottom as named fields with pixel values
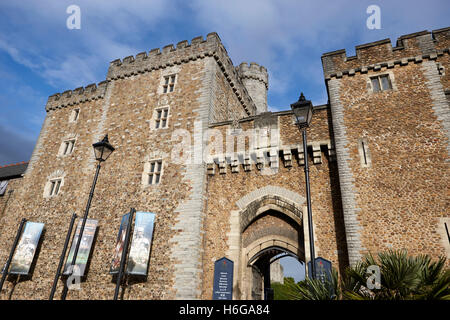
left=236, top=62, right=269, bottom=89
left=45, top=81, right=108, bottom=112
left=107, top=33, right=219, bottom=78
left=322, top=27, right=450, bottom=78
left=45, top=32, right=257, bottom=116
left=106, top=32, right=257, bottom=116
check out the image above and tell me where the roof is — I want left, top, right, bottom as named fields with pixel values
left=0, top=161, right=28, bottom=180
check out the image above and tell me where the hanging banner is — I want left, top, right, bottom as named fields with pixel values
left=127, top=212, right=155, bottom=275
left=110, top=213, right=130, bottom=274
left=63, top=219, right=98, bottom=277
left=9, top=222, right=44, bottom=275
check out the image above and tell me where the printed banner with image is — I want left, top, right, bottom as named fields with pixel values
left=110, top=213, right=130, bottom=274
left=9, top=222, right=45, bottom=275
left=127, top=212, right=155, bottom=275
left=63, top=219, right=98, bottom=277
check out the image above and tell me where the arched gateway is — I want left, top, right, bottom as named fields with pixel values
left=229, top=186, right=308, bottom=300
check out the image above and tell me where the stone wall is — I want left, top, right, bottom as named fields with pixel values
left=0, top=32, right=259, bottom=300
left=270, top=260, right=284, bottom=284
left=323, top=28, right=450, bottom=265
left=201, top=111, right=348, bottom=299
left=0, top=177, right=23, bottom=230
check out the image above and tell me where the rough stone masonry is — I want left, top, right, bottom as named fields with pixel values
left=0, top=27, right=448, bottom=300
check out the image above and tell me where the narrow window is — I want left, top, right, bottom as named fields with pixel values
left=70, top=108, right=80, bottom=122
left=49, top=179, right=62, bottom=196
left=62, top=140, right=75, bottom=155
left=163, top=74, right=176, bottom=93
left=358, top=138, right=371, bottom=168
left=63, top=142, right=70, bottom=155
left=0, top=180, right=8, bottom=196
left=371, top=74, right=392, bottom=92
left=148, top=160, right=163, bottom=185
left=155, top=108, right=169, bottom=129
left=73, top=109, right=79, bottom=121
left=445, top=222, right=450, bottom=244
left=361, top=140, right=368, bottom=165
left=380, top=75, right=392, bottom=90
left=371, top=77, right=381, bottom=92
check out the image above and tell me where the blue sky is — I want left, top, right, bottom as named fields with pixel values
left=0, top=0, right=449, bottom=165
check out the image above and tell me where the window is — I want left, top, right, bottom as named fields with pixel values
left=62, top=140, right=76, bottom=155
left=70, top=108, right=80, bottom=122
left=358, top=138, right=372, bottom=168
left=49, top=179, right=62, bottom=196
left=163, top=74, right=176, bottom=93
left=0, top=180, right=8, bottom=196
left=148, top=160, right=162, bottom=185
left=155, top=108, right=169, bottom=129
left=371, top=74, right=392, bottom=92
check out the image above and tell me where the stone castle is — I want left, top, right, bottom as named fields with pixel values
left=0, top=27, right=449, bottom=300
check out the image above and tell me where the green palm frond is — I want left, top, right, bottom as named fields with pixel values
left=276, top=250, right=449, bottom=300
left=342, top=249, right=450, bottom=300
left=283, top=269, right=339, bottom=300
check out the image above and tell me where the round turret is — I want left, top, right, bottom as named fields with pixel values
left=237, top=62, right=269, bottom=114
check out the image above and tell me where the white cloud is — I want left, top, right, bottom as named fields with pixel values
left=0, top=0, right=448, bottom=99
left=0, top=0, right=179, bottom=89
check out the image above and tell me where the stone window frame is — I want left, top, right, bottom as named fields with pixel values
left=370, top=74, right=392, bottom=92
left=157, top=66, right=181, bottom=95
left=162, top=74, right=177, bottom=93
left=357, top=137, right=372, bottom=168
left=142, top=159, right=164, bottom=186
left=58, top=135, right=78, bottom=157
left=151, top=106, right=171, bottom=130
left=437, top=217, right=450, bottom=257
left=69, top=108, right=80, bottom=123
left=366, top=70, right=397, bottom=94
left=43, top=171, right=65, bottom=198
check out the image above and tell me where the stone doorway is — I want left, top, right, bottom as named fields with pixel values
left=247, top=245, right=304, bottom=300
left=238, top=200, right=306, bottom=300
left=225, top=186, right=309, bottom=300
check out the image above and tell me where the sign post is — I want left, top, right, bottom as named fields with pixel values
left=0, top=218, right=26, bottom=293
left=114, top=208, right=135, bottom=300
left=49, top=213, right=77, bottom=300
left=212, top=257, right=233, bottom=300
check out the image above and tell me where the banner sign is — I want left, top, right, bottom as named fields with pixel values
left=127, top=212, right=155, bottom=275
left=110, top=213, right=130, bottom=274
left=307, top=257, right=332, bottom=282
left=212, top=257, right=233, bottom=300
left=9, top=222, right=44, bottom=275
left=63, top=219, right=98, bottom=277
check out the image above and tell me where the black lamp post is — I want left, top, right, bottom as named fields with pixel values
left=291, top=93, right=316, bottom=279
left=61, top=134, right=114, bottom=299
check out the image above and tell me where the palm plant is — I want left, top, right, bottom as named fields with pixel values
left=281, top=250, right=449, bottom=300
left=283, top=268, right=340, bottom=300
left=341, top=249, right=450, bottom=300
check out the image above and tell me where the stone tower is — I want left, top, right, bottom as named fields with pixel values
left=321, top=27, right=450, bottom=266
left=0, top=27, right=448, bottom=302
left=237, top=62, right=269, bottom=114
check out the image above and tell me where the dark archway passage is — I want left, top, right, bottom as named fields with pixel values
left=242, top=209, right=305, bottom=300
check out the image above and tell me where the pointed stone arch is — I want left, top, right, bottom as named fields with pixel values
left=236, top=186, right=305, bottom=232
left=230, top=186, right=307, bottom=299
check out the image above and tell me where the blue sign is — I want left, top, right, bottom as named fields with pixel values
left=307, top=257, right=332, bottom=282
left=212, top=257, right=233, bottom=300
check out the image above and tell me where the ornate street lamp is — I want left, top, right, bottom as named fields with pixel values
left=61, top=134, right=114, bottom=299
left=291, top=93, right=316, bottom=279
left=93, top=134, right=115, bottom=162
